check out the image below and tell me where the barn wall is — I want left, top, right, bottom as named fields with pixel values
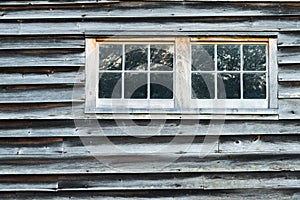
left=0, top=1, right=299, bottom=199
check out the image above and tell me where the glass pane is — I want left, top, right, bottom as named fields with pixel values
left=217, top=73, right=240, bottom=99
left=99, top=44, right=122, bottom=71
left=243, top=73, right=266, bottom=99
left=191, top=45, right=215, bottom=71
left=150, top=73, right=173, bottom=99
left=191, top=73, right=215, bottom=99
left=243, top=44, right=266, bottom=71
left=125, top=44, right=148, bottom=71
left=124, top=72, right=147, bottom=99
left=217, top=44, right=241, bottom=71
left=150, top=44, right=174, bottom=71
left=99, top=73, right=122, bottom=98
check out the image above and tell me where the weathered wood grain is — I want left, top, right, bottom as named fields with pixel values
left=59, top=173, right=204, bottom=190
left=203, top=172, right=300, bottom=190
left=279, top=99, right=300, bottom=119
left=0, top=3, right=299, bottom=20
left=0, top=119, right=300, bottom=138
left=279, top=84, right=300, bottom=98
left=63, top=136, right=219, bottom=155
left=278, top=47, right=300, bottom=65
left=57, top=172, right=300, bottom=190
left=0, top=1, right=116, bottom=5
left=0, top=19, right=298, bottom=36
left=0, top=175, right=57, bottom=192
left=0, top=71, right=84, bottom=85
left=0, top=85, right=84, bottom=103
left=5, top=190, right=300, bottom=200
left=0, top=37, right=84, bottom=50
left=0, top=103, right=84, bottom=120
left=0, top=1, right=298, bottom=198
left=62, top=135, right=300, bottom=156
left=278, top=72, right=300, bottom=82
left=0, top=51, right=84, bottom=67
left=219, top=135, right=300, bottom=154
left=0, top=154, right=298, bottom=174
left=0, top=138, right=63, bottom=155
left=278, top=32, right=300, bottom=47
left=0, top=174, right=297, bottom=196
left=0, top=103, right=278, bottom=120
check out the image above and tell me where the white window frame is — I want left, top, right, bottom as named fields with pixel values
left=85, top=36, right=278, bottom=116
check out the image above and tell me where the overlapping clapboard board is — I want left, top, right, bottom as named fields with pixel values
left=0, top=1, right=299, bottom=199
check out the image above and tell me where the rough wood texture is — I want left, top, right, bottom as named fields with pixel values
left=1, top=120, right=300, bottom=138
left=0, top=154, right=298, bottom=174
left=0, top=1, right=116, bottom=5
left=278, top=32, right=300, bottom=47
left=0, top=71, right=84, bottom=85
left=0, top=0, right=299, bottom=198
left=279, top=72, right=300, bottom=82
left=279, top=99, right=300, bottom=119
left=278, top=47, right=300, bottom=65
left=0, top=85, right=84, bottom=103
left=0, top=52, right=84, bottom=67
left=0, top=2, right=299, bottom=19
left=0, top=190, right=298, bottom=200
left=0, top=37, right=84, bottom=50
left=0, top=189, right=299, bottom=200
left=279, top=84, right=300, bottom=98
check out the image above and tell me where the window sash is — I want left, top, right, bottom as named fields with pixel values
left=85, top=37, right=277, bottom=113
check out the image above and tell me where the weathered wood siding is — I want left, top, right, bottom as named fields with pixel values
left=0, top=1, right=299, bottom=199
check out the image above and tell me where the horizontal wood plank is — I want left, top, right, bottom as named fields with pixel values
left=0, top=52, right=84, bottom=67
left=203, top=172, right=300, bottom=190
left=279, top=99, right=300, bottom=119
left=0, top=85, right=84, bottom=103
left=0, top=103, right=278, bottom=120
left=0, top=119, right=300, bottom=137
left=0, top=154, right=298, bottom=174
left=0, top=37, right=84, bottom=50
left=219, top=135, right=300, bottom=154
left=65, top=135, right=300, bottom=155
left=7, top=190, right=300, bottom=200
left=0, top=71, right=84, bottom=85
left=0, top=19, right=298, bottom=36
left=278, top=47, right=300, bottom=65
left=0, top=173, right=297, bottom=192
left=57, top=172, right=300, bottom=190
left=0, top=138, right=63, bottom=155
left=0, top=3, right=299, bottom=20
left=0, top=175, right=57, bottom=192
left=0, top=1, right=117, bottom=5
left=279, top=84, right=300, bottom=98
left=278, top=72, right=300, bottom=82
left=278, top=32, right=300, bottom=47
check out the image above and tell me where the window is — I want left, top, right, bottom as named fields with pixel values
left=85, top=37, right=277, bottom=114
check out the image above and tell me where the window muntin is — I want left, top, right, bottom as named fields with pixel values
left=190, top=42, right=268, bottom=108
left=86, top=37, right=277, bottom=113
left=97, top=41, right=175, bottom=109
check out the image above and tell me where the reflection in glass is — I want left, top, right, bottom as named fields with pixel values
left=192, top=45, right=215, bottom=71
left=124, top=73, right=147, bottom=99
left=243, top=44, right=266, bottom=71
left=150, top=44, right=174, bottom=71
left=150, top=73, right=173, bottom=99
left=125, top=44, right=148, bottom=71
left=217, top=44, right=240, bottom=71
left=217, top=73, right=240, bottom=99
left=243, top=73, right=266, bottom=99
left=99, top=73, right=122, bottom=98
left=192, top=73, right=215, bottom=99
left=99, top=44, right=122, bottom=70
